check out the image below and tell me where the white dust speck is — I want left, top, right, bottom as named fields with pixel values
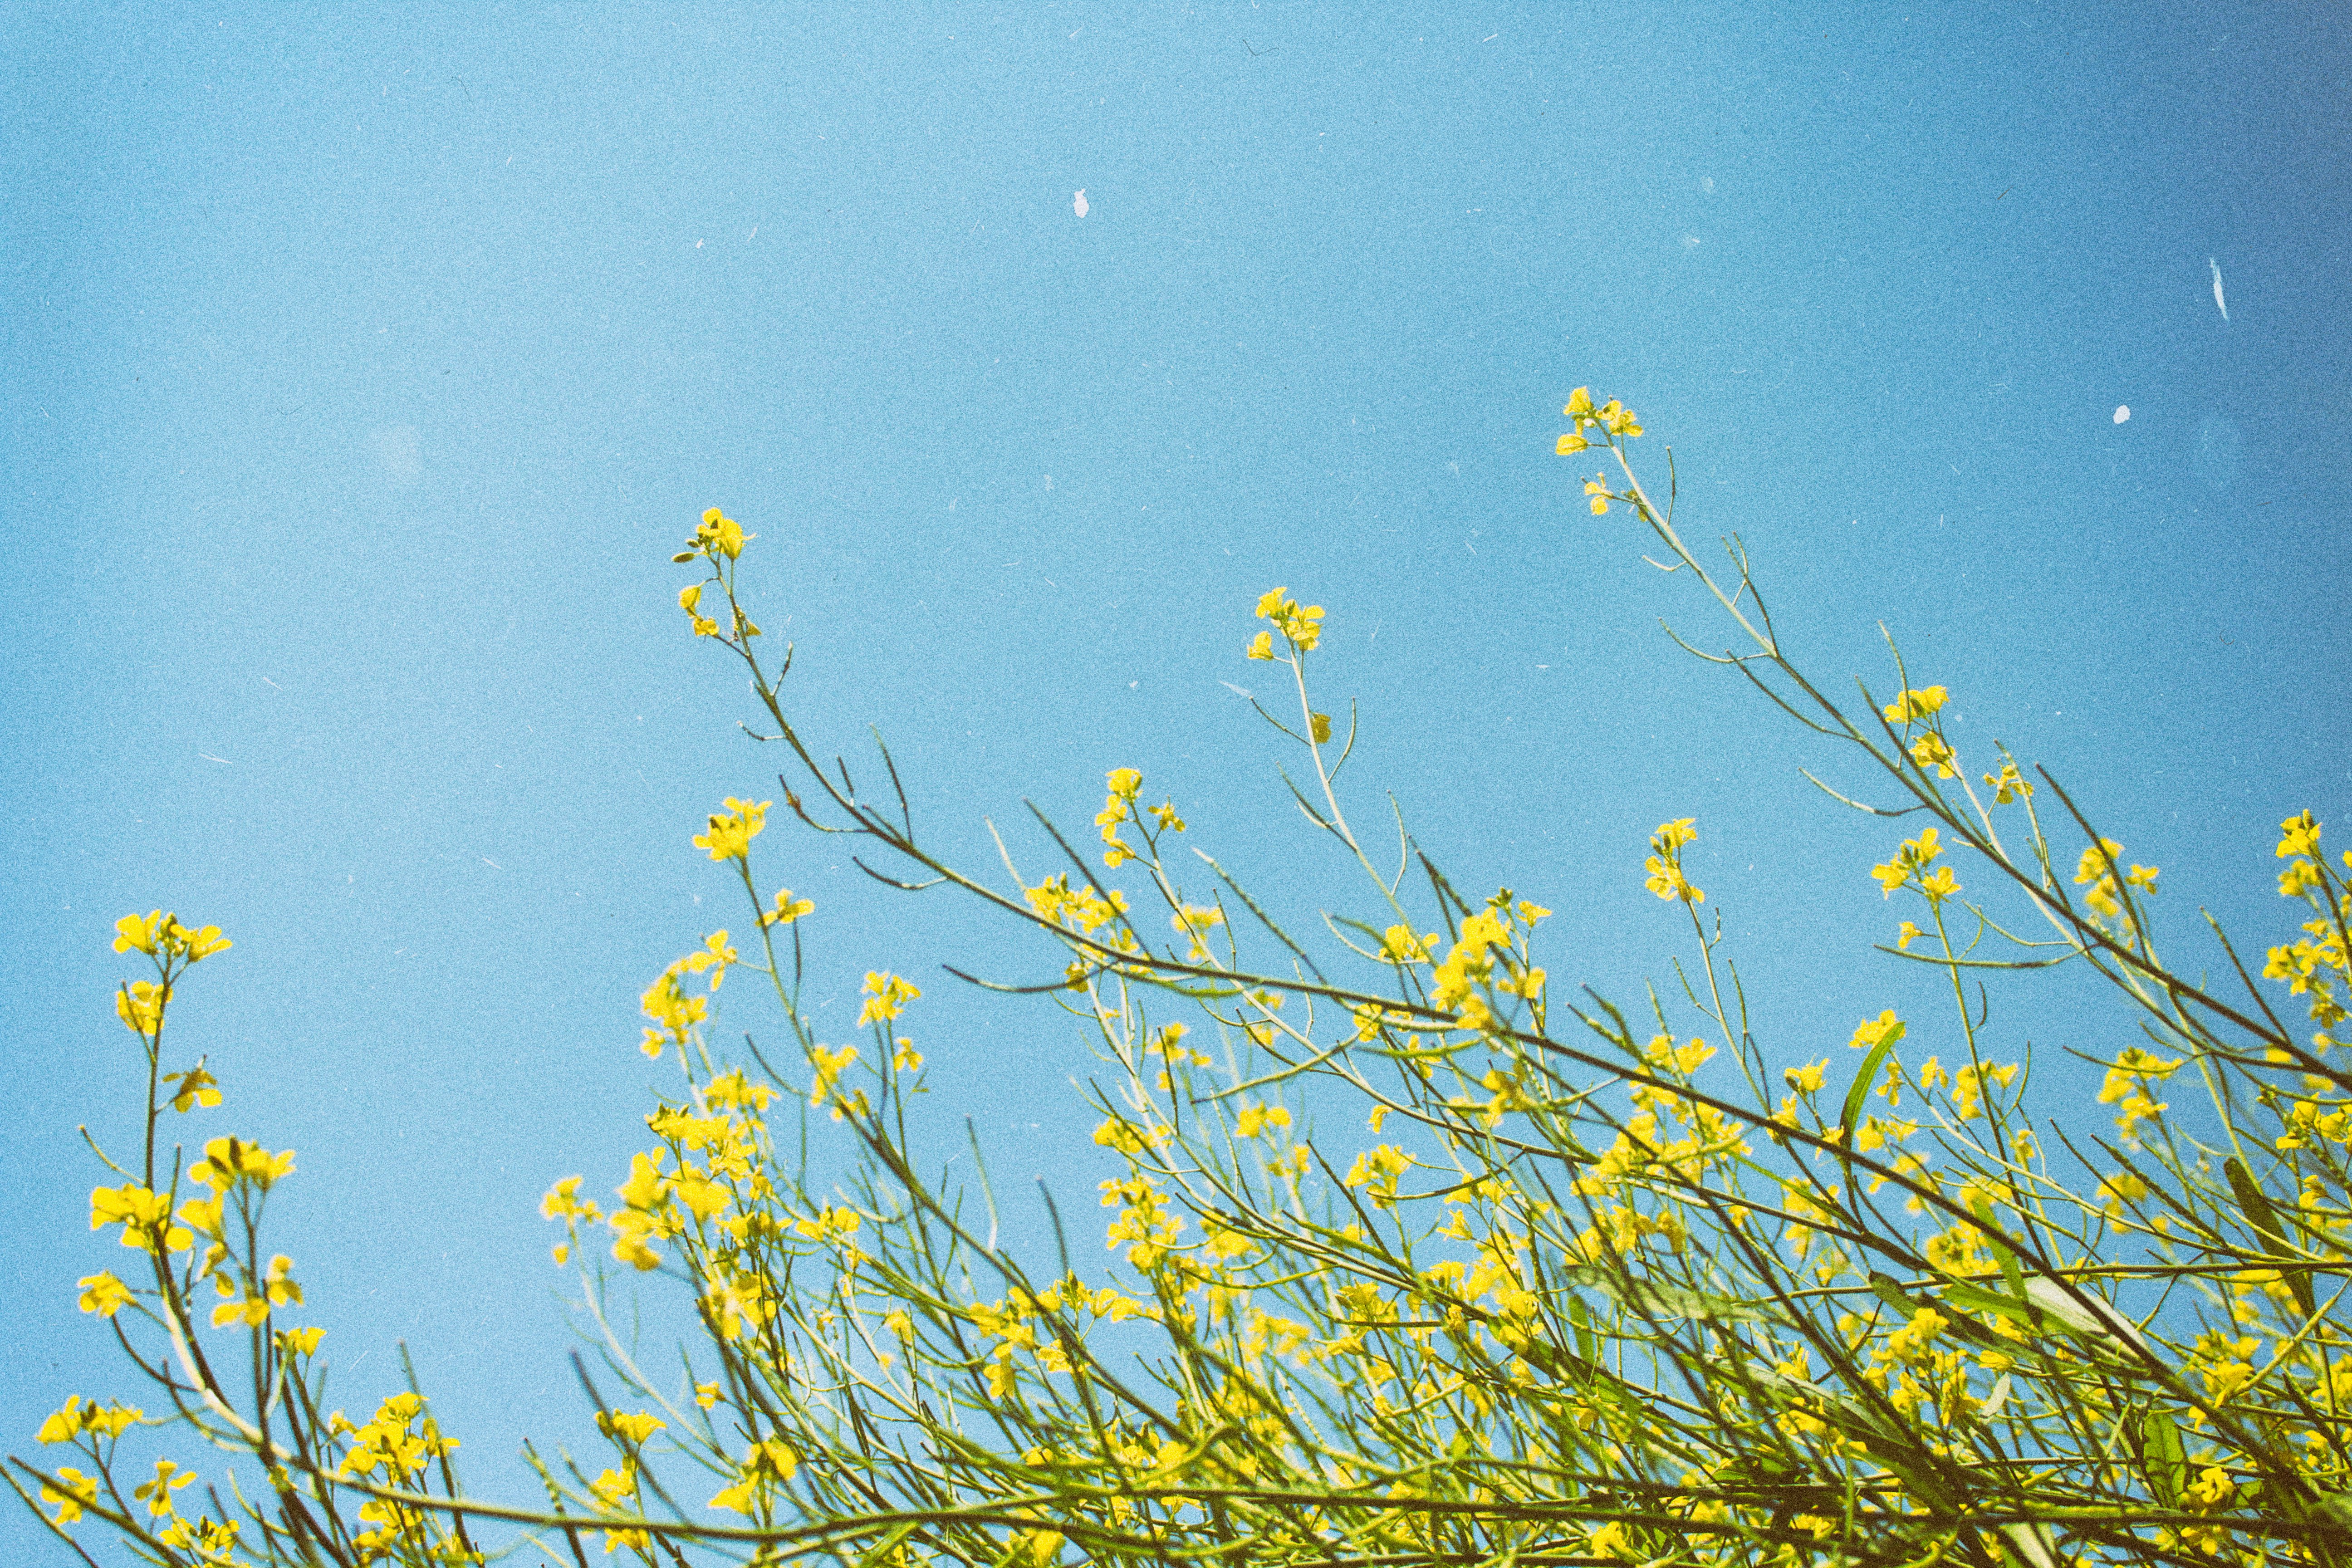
left=1219, top=681, right=1253, bottom=701
left=199, top=753, right=232, bottom=765
left=1073, top=189, right=1089, bottom=218
left=371, top=425, right=421, bottom=486
left=1043, top=475, right=1053, bottom=490
left=1702, top=176, right=1715, bottom=194
left=2114, top=405, right=2130, bottom=424
left=2210, top=258, right=2228, bottom=321
left=1682, top=234, right=1701, bottom=248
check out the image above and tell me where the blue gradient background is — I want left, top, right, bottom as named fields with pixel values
left=4, top=3, right=2347, bottom=1560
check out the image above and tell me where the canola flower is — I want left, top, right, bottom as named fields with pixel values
left=24, top=440, right=2352, bottom=1568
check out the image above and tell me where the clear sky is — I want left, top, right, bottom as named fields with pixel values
left=5, top=3, right=2348, bottom=1559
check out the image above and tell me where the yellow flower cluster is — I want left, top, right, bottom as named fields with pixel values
left=1871, top=826, right=1959, bottom=906
left=1026, top=873, right=1129, bottom=935
left=1101, top=1171, right=1184, bottom=1269
left=36, top=1395, right=143, bottom=1446
left=2073, top=836, right=2158, bottom=923
left=1091, top=766, right=1188, bottom=870
left=1245, top=586, right=1323, bottom=661
left=332, top=1392, right=458, bottom=1483
left=1554, top=385, right=1643, bottom=454
left=1423, top=897, right=1548, bottom=1034
left=2266, top=813, right=2349, bottom=1049
left=693, top=795, right=770, bottom=861
left=209, top=1252, right=300, bottom=1329
left=2099, top=1047, right=2182, bottom=1140
left=112, top=910, right=232, bottom=962
left=857, top=970, right=920, bottom=1027
left=708, top=1437, right=799, bottom=1517
left=1643, top=817, right=1704, bottom=905
left=1880, top=686, right=1947, bottom=726
left=678, top=505, right=751, bottom=562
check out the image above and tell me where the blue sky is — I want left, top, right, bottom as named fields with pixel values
left=4, top=2, right=2347, bottom=1558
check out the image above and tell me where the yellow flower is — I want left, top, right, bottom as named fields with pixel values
left=1909, top=731, right=1958, bottom=778
left=42, top=1466, right=98, bottom=1525
left=858, top=971, right=920, bottom=1026
left=1584, top=476, right=1611, bottom=515
left=1251, top=587, right=1325, bottom=651
left=113, top=910, right=169, bottom=955
left=616, top=1151, right=671, bottom=1212
left=1643, top=857, right=1700, bottom=902
left=2277, top=810, right=2323, bottom=861
left=1849, top=1010, right=1905, bottom=1050
left=681, top=930, right=737, bottom=989
left=1380, top=925, right=1438, bottom=964
left=91, top=1183, right=191, bottom=1253
left=1310, top=711, right=1332, bottom=744
left=597, top=1409, right=667, bottom=1445
left=1235, top=1103, right=1292, bottom=1138
left=808, top=1042, right=861, bottom=1111
left=678, top=583, right=702, bottom=614
left=188, top=1137, right=296, bottom=1193
left=1982, top=761, right=2033, bottom=804
left=1642, top=820, right=1703, bottom=903
left=697, top=507, right=753, bottom=559
left=1881, top=686, right=1948, bottom=725
left=115, top=980, right=169, bottom=1035
left=162, top=1066, right=220, bottom=1112
left=762, top=888, right=815, bottom=927
left=1784, top=1059, right=1830, bottom=1093
left=1555, top=431, right=1588, bottom=455
left=1870, top=827, right=1943, bottom=897
left=693, top=797, right=770, bottom=862
left=264, top=1254, right=302, bottom=1308
left=133, top=1458, right=196, bottom=1518
left=77, top=1271, right=133, bottom=1317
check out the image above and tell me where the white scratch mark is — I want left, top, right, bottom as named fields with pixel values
left=2114, top=405, right=2131, bottom=424
left=2210, top=257, right=2228, bottom=321
left=482, top=857, right=502, bottom=869
left=1219, top=681, right=1254, bottom=701
left=199, top=753, right=232, bottom=765
left=1073, top=189, right=1089, bottom=218
left=260, top=676, right=282, bottom=689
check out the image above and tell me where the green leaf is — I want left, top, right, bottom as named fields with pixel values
left=1965, top=1189, right=2028, bottom=1303
left=2141, top=1406, right=2186, bottom=1508
left=2226, top=1155, right=2316, bottom=1318
left=1842, top=1030, right=1900, bottom=1143
left=2227, top=1155, right=2284, bottom=1245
